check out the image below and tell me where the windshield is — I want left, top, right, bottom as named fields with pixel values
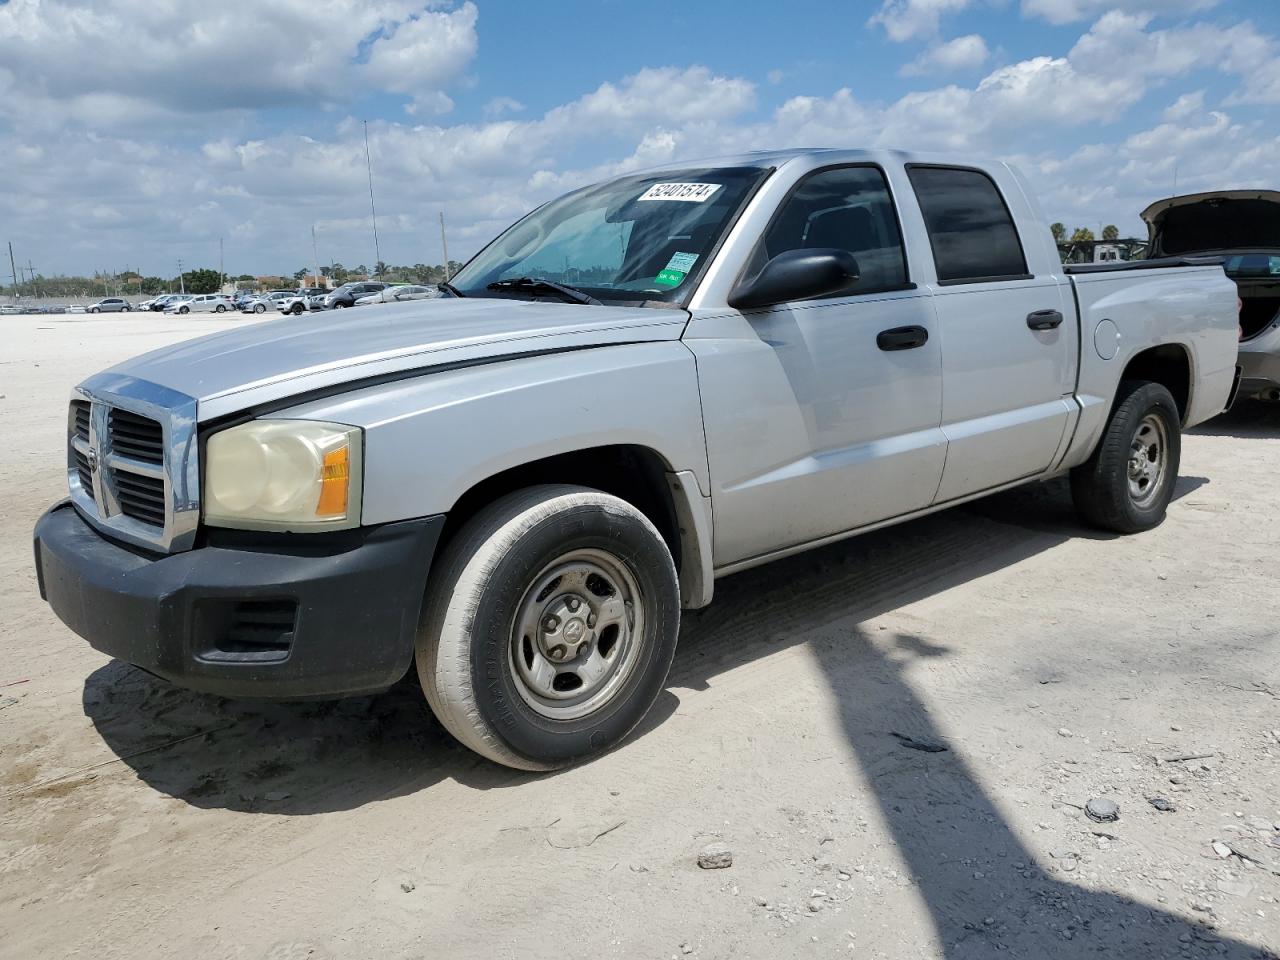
left=449, top=166, right=770, bottom=304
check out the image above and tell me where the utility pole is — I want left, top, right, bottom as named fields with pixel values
left=7, top=242, right=18, bottom=299
left=26, top=259, right=39, bottom=298
left=311, top=225, right=320, bottom=290
left=219, top=238, right=225, bottom=294
left=439, top=212, right=451, bottom=281
left=178, top=258, right=185, bottom=295
left=363, top=120, right=382, bottom=278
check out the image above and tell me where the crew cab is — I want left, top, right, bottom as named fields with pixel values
left=33, top=149, right=1239, bottom=771
left=1141, top=190, right=1280, bottom=399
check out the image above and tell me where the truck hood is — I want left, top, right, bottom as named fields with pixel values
left=1141, top=190, right=1280, bottom=257
left=102, top=298, right=689, bottom=420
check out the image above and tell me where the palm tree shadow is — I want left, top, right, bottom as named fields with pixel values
left=808, top=629, right=1276, bottom=959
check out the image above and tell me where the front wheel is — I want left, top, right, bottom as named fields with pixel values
left=90, top=307, right=100, bottom=314
left=253, top=303, right=265, bottom=314
left=1071, top=380, right=1181, bottom=534
left=333, top=301, right=347, bottom=309
left=291, top=303, right=304, bottom=315
left=417, top=485, right=680, bottom=770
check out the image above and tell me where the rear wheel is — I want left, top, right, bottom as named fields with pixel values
left=334, top=301, right=348, bottom=309
left=416, top=485, right=680, bottom=770
left=1071, top=380, right=1181, bottom=533
left=215, top=304, right=226, bottom=313
left=253, top=303, right=265, bottom=314
left=291, top=303, right=304, bottom=315
left=179, top=305, right=189, bottom=314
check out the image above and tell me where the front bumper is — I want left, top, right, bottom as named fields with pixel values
left=34, top=501, right=443, bottom=699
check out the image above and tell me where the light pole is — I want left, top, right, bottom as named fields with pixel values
left=177, top=259, right=185, bottom=295
left=363, top=120, right=382, bottom=278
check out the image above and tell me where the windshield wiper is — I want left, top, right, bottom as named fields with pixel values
left=438, top=281, right=465, bottom=298
left=485, top=276, right=602, bottom=305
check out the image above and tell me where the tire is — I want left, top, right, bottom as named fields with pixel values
left=179, top=305, right=189, bottom=314
left=254, top=304, right=265, bottom=314
left=291, top=303, right=304, bottom=315
left=334, top=301, right=347, bottom=309
left=416, top=485, right=680, bottom=770
left=90, top=307, right=99, bottom=314
left=1070, top=380, right=1181, bottom=534
left=121, top=306, right=130, bottom=312
left=215, top=304, right=226, bottom=313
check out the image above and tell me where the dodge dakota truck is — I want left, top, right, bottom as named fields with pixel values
left=1141, top=190, right=1280, bottom=399
left=33, top=149, right=1239, bottom=770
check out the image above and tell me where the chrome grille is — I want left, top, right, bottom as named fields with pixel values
left=67, top=376, right=201, bottom=554
left=107, top=408, right=164, bottom=464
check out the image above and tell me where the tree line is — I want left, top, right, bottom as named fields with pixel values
left=1051, top=222, right=1122, bottom=243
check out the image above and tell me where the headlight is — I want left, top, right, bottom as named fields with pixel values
left=204, top=420, right=362, bottom=531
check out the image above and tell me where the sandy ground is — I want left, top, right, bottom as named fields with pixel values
left=1, top=314, right=1278, bottom=960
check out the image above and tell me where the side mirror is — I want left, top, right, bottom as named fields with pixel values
left=728, top=248, right=860, bottom=311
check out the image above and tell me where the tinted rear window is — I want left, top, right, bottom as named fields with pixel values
left=907, top=166, right=1029, bottom=284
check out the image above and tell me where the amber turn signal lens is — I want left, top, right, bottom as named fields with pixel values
left=315, top=445, right=350, bottom=517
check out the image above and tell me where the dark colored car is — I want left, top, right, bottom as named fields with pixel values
left=323, top=282, right=389, bottom=309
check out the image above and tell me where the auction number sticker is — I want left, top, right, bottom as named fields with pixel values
left=638, top=182, right=721, bottom=202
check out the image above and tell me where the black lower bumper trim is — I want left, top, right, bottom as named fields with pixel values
left=34, top=501, right=443, bottom=699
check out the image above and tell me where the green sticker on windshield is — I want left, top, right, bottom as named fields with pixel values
left=655, top=268, right=686, bottom=287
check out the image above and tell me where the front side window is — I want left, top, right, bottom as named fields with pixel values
left=907, top=165, right=1029, bottom=284
left=449, top=166, right=770, bottom=305
left=753, top=165, right=908, bottom=294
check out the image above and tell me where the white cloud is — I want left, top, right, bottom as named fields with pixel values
left=1163, top=90, right=1206, bottom=123
left=869, top=0, right=973, bottom=42
left=901, top=34, right=990, bottom=75
left=1020, top=0, right=1221, bottom=26
left=483, top=96, right=526, bottom=118
left=0, top=0, right=478, bottom=128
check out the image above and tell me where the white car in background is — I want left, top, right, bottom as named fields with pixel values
left=354, top=284, right=442, bottom=306
left=165, top=294, right=234, bottom=315
left=241, top=291, right=295, bottom=314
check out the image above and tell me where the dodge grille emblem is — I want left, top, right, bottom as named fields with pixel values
left=86, top=445, right=99, bottom=473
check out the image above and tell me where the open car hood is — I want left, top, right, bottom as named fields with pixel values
left=1141, top=190, right=1280, bottom=257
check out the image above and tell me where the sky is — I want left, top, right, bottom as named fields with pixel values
left=1, top=0, right=1279, bottom=279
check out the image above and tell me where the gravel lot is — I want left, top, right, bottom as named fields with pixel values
left=1, top=315, right=1278, bottom=960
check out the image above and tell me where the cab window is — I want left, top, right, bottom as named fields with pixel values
left=756, top=165, right=908, bottom=295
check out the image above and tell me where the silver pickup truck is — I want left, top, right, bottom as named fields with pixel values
left=34, top=149, right=1238, bottom=770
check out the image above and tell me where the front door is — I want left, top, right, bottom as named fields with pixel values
left=687, top=164, right=947, bottom=567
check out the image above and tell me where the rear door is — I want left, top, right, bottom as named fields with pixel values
left=905, top=164, right=1075, bottom=503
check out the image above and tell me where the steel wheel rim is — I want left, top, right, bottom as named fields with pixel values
left=1127, top=413, right=1168, bottom=507
left=508, top=548, right=643, bottom=721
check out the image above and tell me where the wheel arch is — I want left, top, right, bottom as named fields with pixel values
left=437, top=444, right=713, bottom=609
left=1119, top=342, right=1193, bottom=423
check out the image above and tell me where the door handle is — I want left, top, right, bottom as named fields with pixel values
left=1027, top=309, right=1065, bottom=331
left=876, top=325, right=929, bottom=351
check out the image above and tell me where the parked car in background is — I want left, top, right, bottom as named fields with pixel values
left=66, top=304, right=86, bottom=314
left=165, top=294, right=234, bottom=315
left=240, top=291, right=295, bottom=314
left=33, top=149, right=1238, bottom=771
left=145, top=294, right=188, bottom=312
left=1142, top=189, right=1280, bottom=400
left=87, top=297, right=131, bottom=313
left=354, top=284, right=442, bottom=306
left=0, top=304, right=22, bottom=315
left=322, top=281, right=389, bottom=309
left=277, top=287, right=330, bottom=315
